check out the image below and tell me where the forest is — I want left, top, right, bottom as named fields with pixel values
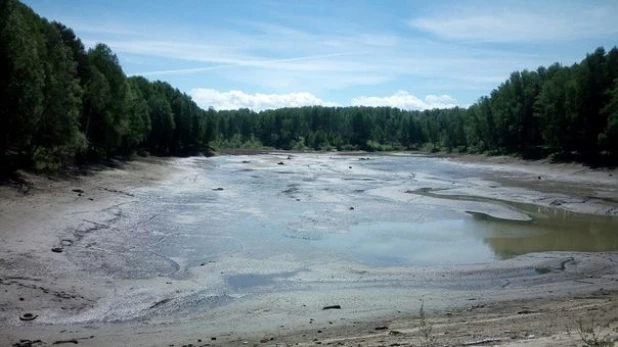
left=2, top=0, right=618, bottom=175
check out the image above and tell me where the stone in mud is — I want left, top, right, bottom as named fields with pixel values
left=19, top=313, right=38, bottom=321
left=322, top=305, right=341, bottom=310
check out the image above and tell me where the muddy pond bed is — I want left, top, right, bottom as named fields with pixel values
left=2, top=153, right=618, bottom=346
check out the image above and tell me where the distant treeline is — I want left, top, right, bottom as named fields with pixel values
left=212, top=47, right=618, bottom=163
left=2, top=0, right=618, bottom=174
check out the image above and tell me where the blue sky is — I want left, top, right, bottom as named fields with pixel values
left=23, top=0, right=618, bottom=111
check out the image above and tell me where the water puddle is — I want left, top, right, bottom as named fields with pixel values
left=319, top=188, right=618, bottom=266
left=227, top=269, right=305, bottom=289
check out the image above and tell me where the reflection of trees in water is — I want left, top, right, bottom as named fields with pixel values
left=478, top=203, right=618, bottom=259
left=409, top=187, right=618, bottom=259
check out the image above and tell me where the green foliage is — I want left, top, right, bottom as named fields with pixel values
left=465, top=47, right=618, bottom=162
left=0, top=0, right=215, bottom=172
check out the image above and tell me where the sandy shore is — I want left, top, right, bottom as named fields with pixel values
left=1, top=153, right=617, bottom=347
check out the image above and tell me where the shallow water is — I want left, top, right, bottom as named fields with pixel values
left=70, top=153, right=618, bottom=279
left=195, top=154, right=616, bottom=265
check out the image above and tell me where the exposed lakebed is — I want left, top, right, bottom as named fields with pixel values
left=111, top=153, right=618, bottom=271
left=4, top=153, right=618, bottom=337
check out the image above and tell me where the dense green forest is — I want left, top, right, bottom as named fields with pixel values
left=0, top=0, right=214, bottom=174
left=2, top=0, right=618, bottom=175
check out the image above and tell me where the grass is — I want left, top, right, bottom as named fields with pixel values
left=418, top=302, right=439, bottom=347
left=567, top=316, right=618, bottom=347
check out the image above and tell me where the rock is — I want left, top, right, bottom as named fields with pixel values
left=19, top=313, right=38, bottom=321
left=374, top=326, right=388, bottom=331
left=212, top=188, right=224, bottom=191
left=72, top=189, right=84, bottom=194
left=349, top=207, right=354, bottom=211
left=13, top=340, right=43, bottom=347
left=51, top=247, right=63, bottom=253
left=242, top=160, right=250, bottom=164
left=277, top=162, right=285, bottom=165
left=287, top=155, right=292, bottom=160
left=348, top=166, right=352, bottom=169
left=322, top=305, right=341, bottom=310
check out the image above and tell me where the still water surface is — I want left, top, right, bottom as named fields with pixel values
left=173, top=154, right=618, bottom=267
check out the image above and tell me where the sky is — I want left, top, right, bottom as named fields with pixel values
left=23, top=0, right=618, bottom=111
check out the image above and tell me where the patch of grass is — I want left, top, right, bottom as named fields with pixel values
left=418, top=302, right=439, bottom=347
left=567, top=317, right=618, bottom=347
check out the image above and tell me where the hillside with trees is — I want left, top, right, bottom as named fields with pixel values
left=1, top=0, right=618, bottom=175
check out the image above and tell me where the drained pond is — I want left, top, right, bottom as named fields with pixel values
left=67, top=153, right=618, bottom=284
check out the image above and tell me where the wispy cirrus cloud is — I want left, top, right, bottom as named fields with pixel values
left=409, top=1, right=618, bottom=42
left=67, top=2, right=563, bottom=102
left=23, top=0, right=618, bottom=108
left=132, top=52, right=358, bottom=76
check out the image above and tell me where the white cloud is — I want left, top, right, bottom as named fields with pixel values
left=409, top=2, right=618, bottom=42
left=190, top=89, right=339, bottom=111
left=191, top=89, right=461, bottom=111
left=351, top=91, right=458, bottom=110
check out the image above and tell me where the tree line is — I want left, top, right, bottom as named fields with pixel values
left=213, top=47, right=618, bottom=164
left=211, top=106, right=467, bottom=152
left=2, top=0, right=618, bottom=175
